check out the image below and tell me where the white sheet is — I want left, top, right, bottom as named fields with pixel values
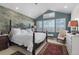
left=35, top=32, right=46, bottom=43
left=11, top=32, right=46, bottom=52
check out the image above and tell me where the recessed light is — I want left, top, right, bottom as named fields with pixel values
left=34, top=3, right=38, bottom=5
left=16, top=7, right=19, bottom=10
left=64, top=5, right=68, bottom=8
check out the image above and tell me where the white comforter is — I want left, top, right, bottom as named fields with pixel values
left=11, top=32, right=46, bottom=52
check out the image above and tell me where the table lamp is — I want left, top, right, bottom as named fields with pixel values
left=68, top=20, right=78, bottom=34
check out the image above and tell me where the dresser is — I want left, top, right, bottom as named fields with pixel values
left=66, top=33, right=79, bottom=55
left=0, top=34, right=9, bottom=51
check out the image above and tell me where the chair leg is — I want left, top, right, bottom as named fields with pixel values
left=63, top=38, right=66, bottom=44
left=57, top=38, right=58, bottom=42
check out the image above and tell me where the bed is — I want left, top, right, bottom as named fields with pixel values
left=10, top=28, right=47, bottom=55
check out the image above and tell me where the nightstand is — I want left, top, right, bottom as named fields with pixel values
left=0, top=34, right=9, bottom=51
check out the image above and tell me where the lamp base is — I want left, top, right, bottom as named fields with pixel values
left=72, top=32, right=76, bottom=35
left=71, top=27, right=77, bottom=35
left=72, top=31, right=76, bottom=35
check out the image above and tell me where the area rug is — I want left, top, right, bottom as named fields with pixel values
left=38, top=43, right=68, bottom=55
left=11, top=51, right=25, bottom=55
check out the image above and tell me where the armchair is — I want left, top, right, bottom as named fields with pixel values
left=57, top=30, right=67, bottom=44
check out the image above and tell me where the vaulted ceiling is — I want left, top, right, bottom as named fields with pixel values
left=0, top=3, right=78, bottom=19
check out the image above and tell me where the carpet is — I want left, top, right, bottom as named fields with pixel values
left=38, top=43, right=68, bottom=55
left=11, top=51, right=25, bottom=55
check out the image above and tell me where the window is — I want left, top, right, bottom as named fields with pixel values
left=36, top=21, right=42, bottom=31
left=43, top=12, right=55, bottom=18
left=36, top=18, right=66, bottom=33
left=43, top=20, right=55, bottom=32
left=56, top=18, right=66, bottom=32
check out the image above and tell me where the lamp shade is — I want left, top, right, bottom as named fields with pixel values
left=68, top=20, right=78, bottom=27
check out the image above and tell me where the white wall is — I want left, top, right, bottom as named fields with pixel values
left=71, top=4, right=79, bottom=20
left=71, top=4, right=79, bottom=31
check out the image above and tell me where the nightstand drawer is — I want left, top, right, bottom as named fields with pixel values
left=0, top=35, right=9, bottom=51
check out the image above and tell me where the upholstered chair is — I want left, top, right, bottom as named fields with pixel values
left=57, top=30, right=67, bottom=44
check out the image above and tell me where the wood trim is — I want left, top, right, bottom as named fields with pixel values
left=8, top=20, right=12, bottom=34
left=32, top=32, right=35, bottom=55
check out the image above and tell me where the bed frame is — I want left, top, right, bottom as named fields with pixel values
left=9, top=20, right=48, bottom=55
left=32, top=31, right=47, bottom=55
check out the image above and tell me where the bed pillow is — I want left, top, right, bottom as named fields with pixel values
left=26, top=29, right=33, bottom=33
left=11, top=28, right=21, bottom=35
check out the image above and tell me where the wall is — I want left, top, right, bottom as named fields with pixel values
left=71, top=5, right=79, bottom=20
left=36, top=10, right=71, bottom=37
left=0, top=6, right=34, bottom=34
left=71, top=4, right=79, bottom=31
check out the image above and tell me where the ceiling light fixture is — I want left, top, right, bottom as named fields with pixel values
left=16, top=7, right=19, bottom=10
left=64, top=5, right=68, bottom=8
left=34, top=3, right=38, bottom=5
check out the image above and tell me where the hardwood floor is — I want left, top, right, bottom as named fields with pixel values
left=0, top=45, right=31, bottom=55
